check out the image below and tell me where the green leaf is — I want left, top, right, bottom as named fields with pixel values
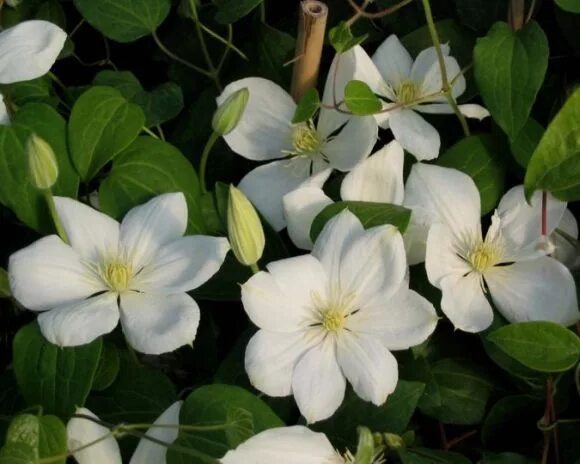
left=0, top=268, right=10, bottom=298
left=482, top=395, right=543, bottom=448
left=69, top=86, right=145, bottom=181
left=167, top=385, right=283, bottom=464
left=35, top=0, right=66, bottom=28
left=13, top=322, right=102, bottom=418
left=399, top=448, right=471, bottom=464
left=344, top=80, right=382, bottom=115
left=524, top=88, right=580, bottom=201
left=73, top=0, right=171, bottom=42
left=1, top=414, right=67, bottom=464
left=329, top=21, right=368, bottom=53
left=91, top=343, right=120, bottom=392
left=1, top=77, right=55, bottom=108
left=292, top=88, right=320, bottom=124
left=418, top=358, right=493, bottom=425
left=87, top=352, right=176, bottom=423
left=94, top=71, right=184, bottom=127
left=486, top=321, right=580, bottom=372
left=0, top=103, right=78, bottom=233
left=224, top=407, right=254, bottom=448
left=474, top=21, right=549, bottom=139
left=310, top=201, right=412, bottom=242
left=556, top=0, right=580, bottom=13
left=436, top=135, right=506, bottom=214
left=251, top=24, right=295, bottom=86
left=214, top=0, right=263, bottom=24
left=509, top=118, right=543, bottom=168
left=99, top=136, right=205, bottom=234
left=313, top=381, right=425, bottom=450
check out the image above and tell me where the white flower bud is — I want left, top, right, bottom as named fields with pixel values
left=27, top=133, right=58, bottom=190
left=227, top=185, right=265, bottom=267
left=212, top=87, right=249, bottom=136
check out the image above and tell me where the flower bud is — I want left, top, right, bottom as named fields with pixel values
left=5, top=0, right=23, bottom=7
left=27, top=133, right=58, bottom=190
left=227, top=185, right=265, bottom=267
left=383, top=433, right=405, bottom=450
left=354, top=426, right=376, bottom=464
left=212, top=88, right=249, bottom=136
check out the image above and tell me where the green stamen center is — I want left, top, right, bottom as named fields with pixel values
left=397, top=80, right=418, bottom=105
left=291, top=123, right=322, bottom=155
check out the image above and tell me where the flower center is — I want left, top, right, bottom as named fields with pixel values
left=291, top=122, right=322, bottom=155
left=103, top=261, right=132, bottom=292
left=467, top=243, right=501, bottom=273
left=322, top=311, right=345, bottom=332
left=397, top=80, right=418, bottom=105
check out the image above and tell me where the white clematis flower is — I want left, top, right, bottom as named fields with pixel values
left=0, top=20, right=67, bottom=124
left=8, top=193, right=230, bottom=354
left=332, top=36, right=488, bottom=160
left=217, top=66, right=378, bottom=231
left=221, top=426, right=383, bottom=464
left=67, top=402, right=182, bottom=464
left=421, top=168, right=579, bottom=332
left=283, top=140, right=404, bottom=250
left=241, top=210, right=437, bottom=423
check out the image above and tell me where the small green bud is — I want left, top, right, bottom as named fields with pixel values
left=354, top=426, right=375, bottom=464
left=383, top=433, right=405, bottom=450
left=212, top=87, right=249, bottom=136
left=27, top=133, right=58, bottom=190
left=227, top=185, right=265, bottom=267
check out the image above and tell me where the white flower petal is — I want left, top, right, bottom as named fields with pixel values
left=552, top=209, right=579, bottom=268
left=341, top=141, right=405, bottom=204
left=347, top=288, right=438, bottom=350
left=292, top=338, right=346, bottom=424
left=410, top=44, right=450, bottom=83
left=340, top=225, right=407, bottom=301
left=420, top=56, right=465, bottom=100
left=120, top=193, right=188, bottom=271
left=38, top=293, right=119, bottom=347
left=0, top=94, right=10, bottom=125
left=486, top=258, right=579, bottom=326
left=283, top=187, right=333, bottom=250
left=245, top=329, right=324, bottom=397
left=129, top=401, right=182, bottom=464
left=337, top=332, right=398, bottom=406
left=426, top=223, right=473, bottom=287
left=67, top=408, right=122, bottom=464
left=8, top=236, right=104, bottom=311
left=242, top=255, right=327, bottom=332
left=319, top=45, right=385, bottom=138
left=54, top=197, right=120, bottom=263
left=497, top=186, right=567, bottom=250
left=440, top=273, right=494, bottom=333
left=119, top=292, right=200, bottom=355
left=312, top=209, right=364, bottom=283
left=221, top=426, right=340, bottom=464
left=372, top=35, right=413, bottom=88
left=388, top=109, right=440, bottom=161
left=0, top=20, right=66, bottom=84
left=133, top=236, right=229, bottom=293
left=239, top=158, right=311, bottom=231
left=416, top=103, right=490, bottom=120
left=217, top=77, right=295, bottom=161
left=404, top=163, right=481, bottom=235
left=403, top=214, right=430, bottom=265
left=322, top=115, right=378, bottom=172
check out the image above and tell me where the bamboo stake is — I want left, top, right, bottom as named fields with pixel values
left=290, top=0, right=328, bottom=102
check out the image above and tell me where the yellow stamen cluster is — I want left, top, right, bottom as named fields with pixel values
left=291, top=122, right=322, bottom=155
left=103, top=261, right=132, bottom=292
left=322, top=311, right=345, bottom=332
left=397, top=80, right=418, bottom=105
left=467, top=242, right=501, bottom=274
left=312, top=285, right=357, bottom=333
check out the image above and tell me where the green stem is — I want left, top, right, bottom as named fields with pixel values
left=142, top=126, right=160, bottom=139
left=38, top=430, right=117, bottom=464
left=199, top=131, right=220, bottom=193
left=43, top=190, right=68, bottom=243
left=156, top=124, right=166, bottom=141
left=125, top=423, right=231, bottom=432
left=250, top=263, right=260, bottom=274
left=152, top=31, right=212, bottom=78
left=189, top=0, right=222, bottom=91
left=259, top=1, right=266, bottom=22
left=421, top=0, right=470, bottom=136
left=200, top=22, right=248, bottom=61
